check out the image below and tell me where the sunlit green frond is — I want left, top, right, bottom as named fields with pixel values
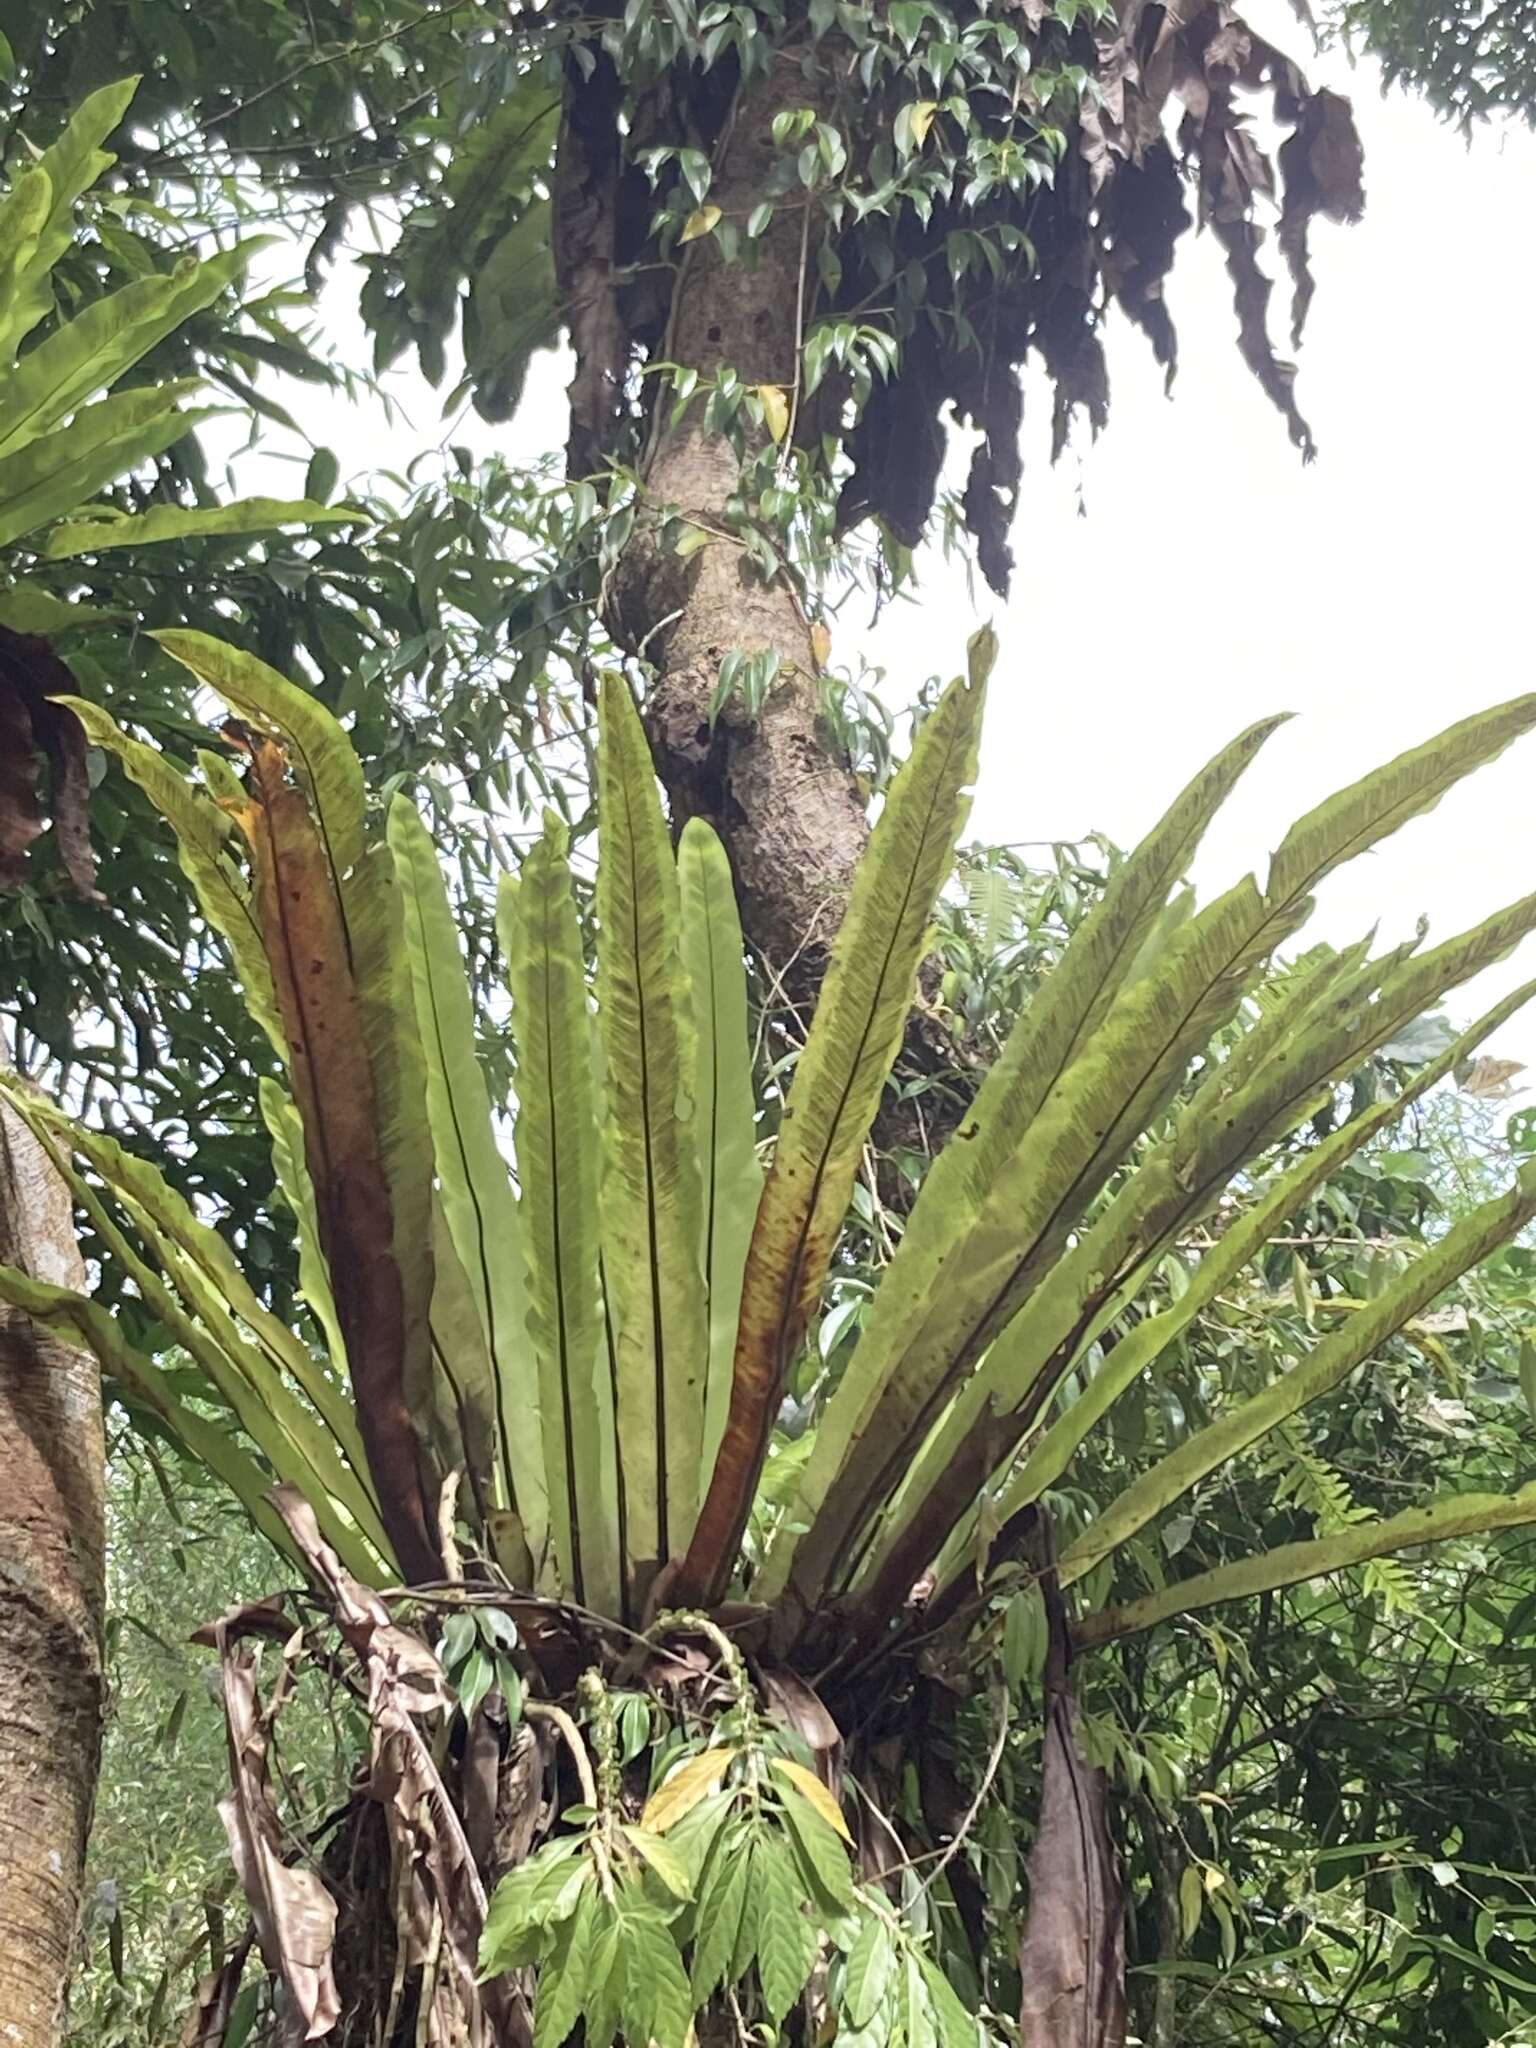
left=0, top=244, right=256, bottom=461
left=509, top=819, right=622, bottom=1615
left=389, top=796, right=546, bottom=1557
left=261, top=1077, right=349, bottom=1379
left=677, top=818, right=763, bottom=1489
left=912, top=974, right=1536, bottom=1604
left=0, top=385, right=213, bottom=548
left=59, top=697, right=286, bottom=1056
left=778, top=873, right=1268, bottom=1611
left=681, top=651, right=987, bottom=1604
left=1075, top=1481, right=1536, bottom=1650
left=45, top=497, right=356, bottom=557
left=1260, top=694, right=1536, bottom=942
left=9, top=1111, right=386, bottom=1582
left=1059, top=1157, right=1536, bottom=1587
left=594, top=676, right=707, bottom=1588
left=5, top=78, right=142, bottom=347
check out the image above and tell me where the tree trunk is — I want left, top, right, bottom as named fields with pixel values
left=603, top=52, right=871, bottom=1007
left=0, top=1098, right=105, bottom=2048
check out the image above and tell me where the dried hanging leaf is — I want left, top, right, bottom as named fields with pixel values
left=177, top=1932, right=253, bottom=2048
left=830, top=0, right=1365, bottom=594
left=212, top=1633, right=340, bottom=2042
left=269, top=1487, right=509, bottom=2040
left=1018, top=1539, right=1126, bottom=2048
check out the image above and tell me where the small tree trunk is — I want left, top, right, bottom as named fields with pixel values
left=0, top=1099, right=105, bottom=2048
left=604, top=52, right=870, bottom=1003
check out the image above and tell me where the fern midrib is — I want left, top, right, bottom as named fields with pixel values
left=538, top=905, right=586, bottom=1604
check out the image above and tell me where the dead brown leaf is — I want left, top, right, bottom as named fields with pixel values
left=212, top=1634, right=340, bottom=2043
left=177, top=1932, right=254, bottom=2048
left=1018, top=1523, right=1127, bottom=2048
left=271, top=1485, right=502, bottom=2045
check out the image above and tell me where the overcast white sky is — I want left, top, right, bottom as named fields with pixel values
left=220, top=13, right=1536, bottom=1066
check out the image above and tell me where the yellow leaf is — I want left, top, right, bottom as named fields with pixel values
left=680, top=205, right=721, bottom=244
left=640, top=1747, right=737, bottom=1833
left=910, top=101, right=939, bottom=146
left=809, top=620, right=832, bottom=669
left=755, top=383, right=790, bottom=443
left=771, top=1758, right=853, bottom=1842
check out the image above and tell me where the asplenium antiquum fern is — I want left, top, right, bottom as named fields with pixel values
left=7, top=627, right=1536, bottom=1631
left=7, top=622, right=1536, bottom=2041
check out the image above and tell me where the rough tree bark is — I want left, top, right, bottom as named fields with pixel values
left=0, top=1098, right=105, bottom=2048
left=603, top=52, right=872, bottom=1007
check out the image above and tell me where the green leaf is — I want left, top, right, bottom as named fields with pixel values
left=7, top=1085, right=380, bottom=1544
left=418, top=1198, right=503, bottom=1523
left=23, top=80, right=139, bottom=258
left=1078, top=1477, right=1536, bottom=1650
left=618, top=1897, right=694, bottom=2048
left=390, top=797, right=545, bottom=1557
left=1521, top=1339, right=1536, bottom=1428
left=843, top=1916, right=896, bottom=2029
left=0, top=582, right=120, bottom=636
left=595, top=674, right=708, bottom=1582
left=481, top=1841, right=588, bottom=1975
left=943, top=970, right=1536, bottom=1586
left=582, top=1913, right=625, bottom=2048
left=304, top=446, right=340, bottom=502
left=622, top=1825, right=695, bottom=1900
left=774, top=1780, right=857, bottom=1910
left=1002, top=1584, right=1046, bottom=1691
left=534, top=1887, right=599, bottom=2048
left=760, top=715, right=1280, bottom=1607
left=0, top=1261, right=297, bottom=1565
left=729, top=1835, right=761, bottom=1982
left=0, top=384, right=211, bottom=548
left=505, top=816, right=621, bottom=1615
left=44, top=496, right=357, bottom=557
left=800, top=871, right=1273, bottom=1612
left=690, top=1829, right=751, bottom=2000
left=0, top=242, right=257, bottom=460
left=6, top=1097, right=384, bottom=1582
left=916, top=1951, right=979, bottom=2048
left=83, top=646, right=329, bottom=1068
left=684, top=664, right=986, bottom=1602
left=1261, top=693, right=1536, bottom=942
left=677, top=818, right=762, bottom=1489
left=1064, top=1161, right=1536, bottom=1590
left=261, top=1079, right=350, bottom=1378
left=753, top=1832, right=818, bottom=2024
